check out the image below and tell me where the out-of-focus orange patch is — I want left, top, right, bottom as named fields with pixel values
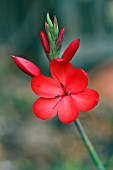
left=90, top=59, right=113, bottom=104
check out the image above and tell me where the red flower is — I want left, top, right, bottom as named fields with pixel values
left=62, top=39, right=80, bottom=61
left=11, top=56, right=41, bottom=77
left=31, top=59, right=99, bottom=124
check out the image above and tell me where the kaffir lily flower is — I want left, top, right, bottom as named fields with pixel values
left=11, top=14, right=99, bottom=124
left=31, top=59, right=99, bottom=124
left=11, top=57, right=99, bottom=124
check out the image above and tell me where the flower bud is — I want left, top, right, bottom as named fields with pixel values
left=53, top=16, right=58, bottom=36
left=45, top=21, right=49, bottom=36
left=40, top=30, right=50, bottom=53
left=11, top=56, right=41, bottom=77
left=62, top=39, right=80, bottom=61
left=46, top=13, right=53, bottom=29
left=56, top=27, right=65, bottom=50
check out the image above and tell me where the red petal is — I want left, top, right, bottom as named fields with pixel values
left=50, top=59, right=75, bottom=87
left=66, top=68, right=88, bottom=94
left=57, top=96, right=79, bottom=124
left=40, top=31, right=50, bottom=53
left=72, top=88, right=99, bottom=112
left=33, top=97, right=60, bottom=120
left=11, top=56, right=41, bottom=77
left=62, top=39, right=80, bottom=61
left=31, top=75, right=63, bottom=98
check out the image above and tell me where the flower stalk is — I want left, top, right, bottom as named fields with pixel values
left=74, top=119, right=106, bottom=170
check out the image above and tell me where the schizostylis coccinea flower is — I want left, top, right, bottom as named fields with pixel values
left=31, top=59, right=99, bottom=124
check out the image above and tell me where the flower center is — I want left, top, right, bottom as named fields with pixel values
left=60, top=83, right=71, bottom=96
left=63, top=89, right=69, bottom=96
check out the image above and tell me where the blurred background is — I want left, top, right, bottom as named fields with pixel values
left=0, top=0, right=113, bottom=170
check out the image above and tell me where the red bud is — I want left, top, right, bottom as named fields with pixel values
left=54, top=16, right=58, bottom=28
left=62, top=39, right=80, bottom=61
left=40, top=31, right=50, bottom=53
left=11, top=56, right=41, bottom=77
left=45, top=21, right=49, bottom=35
left=56, top=27, right=65, bottom=50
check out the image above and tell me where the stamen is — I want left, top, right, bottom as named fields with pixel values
left=63, top=90, right=71, bottom=96
left=60, top=83, right=64, bottom=88
left=55, top=95, right=60, bottom=98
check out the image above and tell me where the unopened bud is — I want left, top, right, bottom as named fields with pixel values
left=45, top=21, right=49, bottom=35
left=56, top=27, right=65, bottom=50
left=40, top=30, right=50, bottom=53
left=11, top=56, right=41, bottom=77
left=54, top=16, right=58, bottom=36
left=62, top=39, right=80, bottom=61
left=46, top=13, right=53, bottom=29
left=48, top=32, right=52, bottom=43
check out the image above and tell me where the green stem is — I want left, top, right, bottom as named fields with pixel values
left=74, top=118, right=106, bottom=170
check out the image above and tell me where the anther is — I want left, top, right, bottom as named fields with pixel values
left=60, top=83, right=64, bottom=88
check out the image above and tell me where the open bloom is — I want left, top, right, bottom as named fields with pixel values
left=31, top=59, right=99, bottom=124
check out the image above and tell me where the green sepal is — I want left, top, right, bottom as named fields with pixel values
left=46, top=13, right=53, bottom=29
